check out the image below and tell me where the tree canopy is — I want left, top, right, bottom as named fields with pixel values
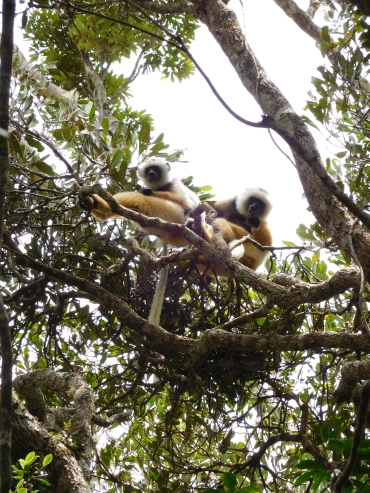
left=1, top=0, right=370, bottom=492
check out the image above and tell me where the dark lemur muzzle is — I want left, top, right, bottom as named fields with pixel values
left=146, top=165, right=161, bottom=182
left=147, top=170, right=159, bottom=181
left=248, top=202, right=259, bottom=215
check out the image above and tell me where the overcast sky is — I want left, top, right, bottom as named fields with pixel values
left=14, top=0, right=330, bottom=258
left=122, top=0, right=328, bottom=251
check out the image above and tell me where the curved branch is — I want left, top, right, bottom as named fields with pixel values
left=12, top=396, right=92, bottom=493
left=13, top=369, right=95, bottom=480
left=334, top=359, right=370, bottom=403
left=239, top=432, right=332, bottom=471
left=3, top=224, right=369, bottom=356
left=79, top=184, right=363, bottom=303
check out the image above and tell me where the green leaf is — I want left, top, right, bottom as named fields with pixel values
left=223, top=472, right=238, bottom=489
left=219, top=430, right=233, bottom=454
left=139, top=120, right=151, bottom=155
left=24, top=452, right=36, bottom=464
left=296, top=224, right=315, bottom=241
left=358, top=448, right=370, bottom=460
left=322, top=25, right=330, bottom=42
left=102, top=117, right=110, bottom=134
left=9, top=132, right=23, bottom=155
left=294, top=459, right=326, bottom=471
left=35, top=478, right=51, bottom=486
left=32, top=161, right=55, bottom=176
left=52, top=127, right=74, bottom=141
left=321, top=422, right=330, bottom=442
left=21, top=10, right=28, bottom=29
left=42, top=454, right=53, bottom=467
left=111, top=149, right=125, bottom=169
left=25, top=135, right=44, bottom=152
left=294, top=470, right=314, bottom=486
left=344, top=437, right=354, bottom=458
left=243, top=485, right=260, bottom=493
left=152, top=132, right=164, bottom=144
left=312, top=471, right=331, bottom=490
left=149, top=141, right=165, bottom=155
left=328, top=439, right=345, bottom=450
left=328, top=426, right=347, bottom=439
left=352, top=465, right=370, bottom=475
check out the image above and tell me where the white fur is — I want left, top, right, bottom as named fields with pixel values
left=148, top=265, right=168, bottom=325
left=229, top=243, right=245, bottom=261
left=137, top=158, right=171, bottom=190
left=235, top=187, right=273, bottom=221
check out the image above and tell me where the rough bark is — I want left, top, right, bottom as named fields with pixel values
left=0, top=0, right=16, bottom=490
left=273, top=0, right=322, bottom=42
left=13, top=369, right=95, bottom=478
left=334, top=360, right=370, bottom=403
left=5, top=201, right=363, bottom=310
left=12, top=396, right=92, bottom=493
left=187, top=0, right=370, bottom=276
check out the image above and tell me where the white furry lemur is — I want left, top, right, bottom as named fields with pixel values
left=90, top=158, right=199, bottom=248
left=90, top=158, right=201, bottom=325
left=198, top=188, right=273, bottom=277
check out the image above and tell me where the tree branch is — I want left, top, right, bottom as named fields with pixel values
left=13, top=369, right=95, bottom=480
left=189, top=0, right=370, bottom=276
left=334, top=359, right=370, bottom=403
left=12, top=396, right=92, bottom=493
left=0, top=0, right=16, bottom=490
left=273, top=0, right=322, bottom=43
left=333, top=380, right=370, bottom=492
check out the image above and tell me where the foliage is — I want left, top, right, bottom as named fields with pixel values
left=2, top=0, right=370, bottom=492
left=11, top=452, right=52, bottom=492
left=305, top=1, right=370, bottom=206
left=202, top=472, right=260, bottom=492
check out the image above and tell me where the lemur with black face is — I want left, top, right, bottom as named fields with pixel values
left=198, top=188, right=273, bottom=277
left=91, top=158, right=200, bottom=248
left=90, top=158, right=202, bottom=325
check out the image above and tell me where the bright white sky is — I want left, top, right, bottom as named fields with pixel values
left=14, top=0, right=330, bottom=259
left=122, top=0, right=329, bottom=252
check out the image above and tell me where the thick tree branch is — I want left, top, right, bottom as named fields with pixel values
left=238, top=432, right=332, bottom=471
left=334, top=359, right=370, bottom=403
left=0, top=0, right=15, bottom=490
left=78, top=184, right=363, bottom=303
left=12, top=396, right=92, bottom=493
left=3, top=224, right=369, bottom=356
left=14, top=47, right=70, bottom=101
left=80, top=50, right=108, bottom=123
left=46, top=0, right=370, bottom=241
left=191, top=0, right=370, bottom=284
left=13, top=370, right=95, bottom=480
left=273, top=0, right=322, bottom=43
